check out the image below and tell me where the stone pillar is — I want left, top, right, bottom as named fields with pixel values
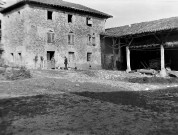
left=160, top=44, right=167, bottom=77
left=126, top=46, right=131, bottom=73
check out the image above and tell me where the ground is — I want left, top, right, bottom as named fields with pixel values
left=0, top=69, right=178, bottom=135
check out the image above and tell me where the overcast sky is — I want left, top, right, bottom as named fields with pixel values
left=4, top=0, right=178, bottom=28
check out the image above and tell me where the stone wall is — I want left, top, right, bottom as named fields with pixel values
left=2, top=4, right=106, bottom=69
left=2, top=5, right=29, bottom=67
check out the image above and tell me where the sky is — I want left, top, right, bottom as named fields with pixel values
left=3, top=0, right=178, bottom=28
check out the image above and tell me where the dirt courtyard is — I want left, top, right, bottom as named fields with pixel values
left=0, top=69, right=178, bottom=135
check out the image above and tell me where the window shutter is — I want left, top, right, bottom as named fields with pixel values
left=68, top=35, right=71, bottom=44
left=68, top=34, right=74, bottom=45
left=47, top=33, right=50, bottom=43
left=47, top=32, right=55, bottom=43
left=72, top=35, right=74, bottom=44
left=52, top=33, right=54, bottom=42
left=92, top=37, right=96, bottom=46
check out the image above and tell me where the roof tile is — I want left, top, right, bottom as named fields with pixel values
left=1, top=0, right=112, bottom=18
left=105, top=17, right=178, bottom=37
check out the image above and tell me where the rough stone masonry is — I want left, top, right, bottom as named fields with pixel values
left=0, top=0, right=111, bottom=70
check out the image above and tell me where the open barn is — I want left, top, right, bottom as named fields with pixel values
left=101, top=17, right=178, bottom=77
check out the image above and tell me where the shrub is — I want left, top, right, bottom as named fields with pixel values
left=0, top=67, right=5, bottom=75
left=5, top=66, right=31, bottom=80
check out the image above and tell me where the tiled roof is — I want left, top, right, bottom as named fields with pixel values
left=104, top=17, right=178, bottom=37
left=0, top=0, right=112, bottom=18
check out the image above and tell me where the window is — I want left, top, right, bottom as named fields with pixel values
left=87, top=33, right=96, bottom=46
left=47, top=31, right=55, bottom=43
left=92, top=37, right=96, bottom=46
left=68, top=14, right=73, bottom=23
left=47, top=11, right=53, bottom=20
left=92, top=33, right=96, bottom=46
left=87, top=34, right=92, bottom=45
left=87, top=52, right=92, bottom=62
left=86, top=17, right=92, bottom=27
left=68, top=52, right=75, bottom=62
left=68, top=32, right=74, bottom=45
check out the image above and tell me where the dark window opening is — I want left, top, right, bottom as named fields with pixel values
left=87, top=52, right=92, bottom=62
left=86, top=17, right=92, bottom=27
left=68, top=14, right=73, bottom=23
left=18, top=11, right=20, bottom=14
left=47, top=51, right=55, bottom=61
left=47, top=11, right=53, bottom=20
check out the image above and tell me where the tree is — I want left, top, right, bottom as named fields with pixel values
left=103, top=36, right=134, bottom=70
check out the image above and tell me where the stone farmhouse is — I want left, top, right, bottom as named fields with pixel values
left=0, top=0, right=112, bottom=69
left=101, top=17, right=178, bottom=77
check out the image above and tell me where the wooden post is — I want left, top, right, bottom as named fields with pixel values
left=126, top=46, right=131, bottom=72
left=112, top=38, right=118, bottom=70
left=113, top=45, right=117, bottom=70
left=118, top=38, right=122, bottom=70
left=160, top=44, right=167, bottom=77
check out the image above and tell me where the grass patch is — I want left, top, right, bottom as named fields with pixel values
left=81, top=70, right=97, bottom=77
left=0, top=67, right=5, bottom=75
left=5, top=67, right=31, bottom=80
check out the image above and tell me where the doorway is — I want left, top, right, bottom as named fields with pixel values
left=47, top=51, right=55, bottom=69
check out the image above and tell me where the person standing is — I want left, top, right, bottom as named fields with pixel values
left=64, top=56, right=68, bottom=70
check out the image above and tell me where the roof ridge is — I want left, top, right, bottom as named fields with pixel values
left=131, top=16, right=178, bottom=26
left=106, top=25, right=130, bottom=30
left=0, top=0, right=112, bottom=18
left=105, top=16, right=178, bottom=37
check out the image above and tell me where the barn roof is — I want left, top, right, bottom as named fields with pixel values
left=104, top=17, right=178, bottom=37
left=0, top=0, right=112, bottom=18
